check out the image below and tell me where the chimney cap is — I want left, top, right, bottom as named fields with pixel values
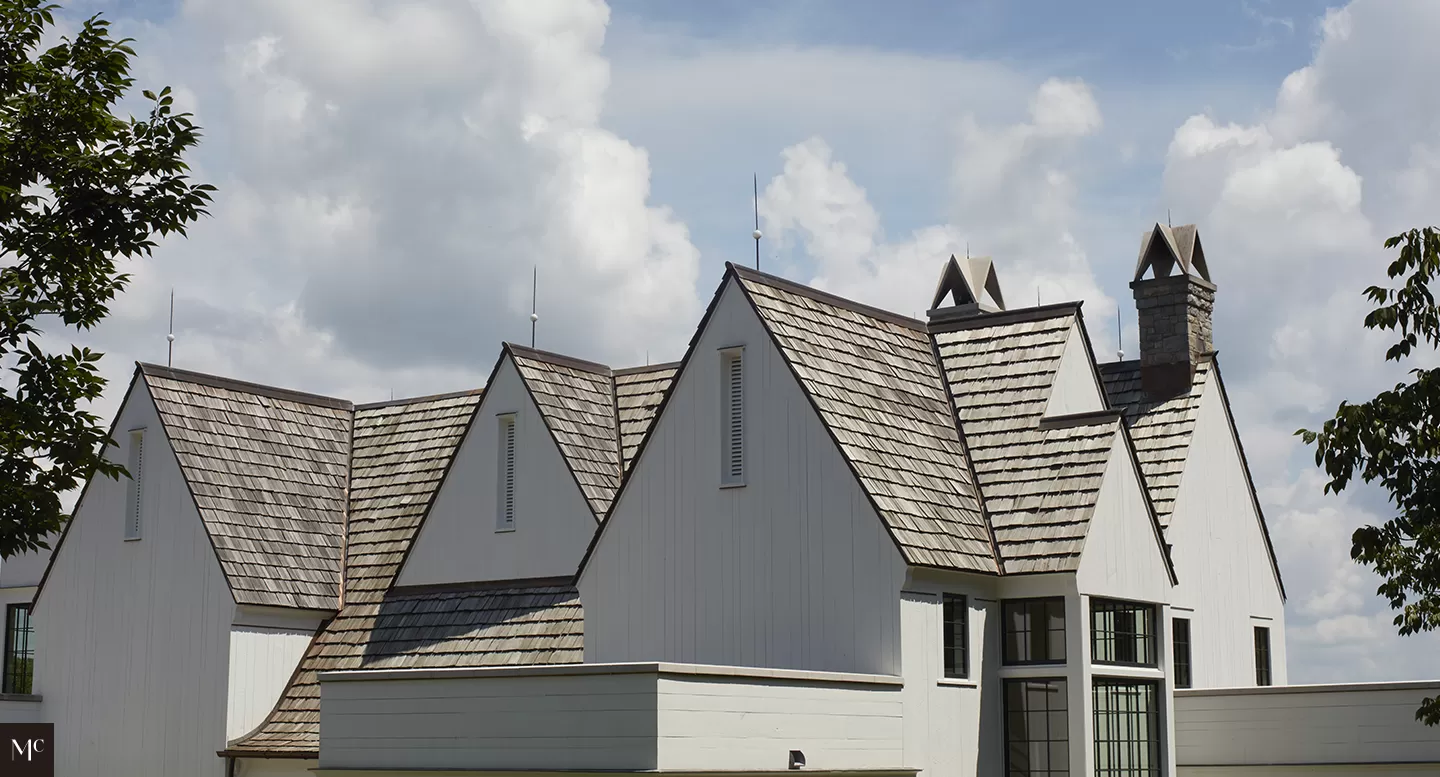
left=932, top=254, right=1006, bottom=312
left=1135, top=223, right=1211, bottom=283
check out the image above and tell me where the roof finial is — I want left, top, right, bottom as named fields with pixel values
left=1167, top=208, right=1172, bottom=227
left=166, top=288, right=175, bottom=367
left=530, top=266, right=539, bottom=348
left=753, top=173, right=762, bottom=271
left=1117, top=309, right=1125, bottom=361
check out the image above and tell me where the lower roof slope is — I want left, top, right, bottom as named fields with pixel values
left=733, top=266, right=998, bottom=573
left=141, top=365, right=353, bottom=610
left=932, top=311, right=1117, bottom=574
left=344, top=391, right=484, bottom=604
left=615, top=363, right=678, bottom=469
left=1098, top=358, right=1210, bottom=525
left=225, top=581, right=583, bottom=756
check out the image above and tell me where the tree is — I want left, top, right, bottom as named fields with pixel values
left=1298, top=225, right=1440, bottom=725
left=0, top=0, right=212, bottom=558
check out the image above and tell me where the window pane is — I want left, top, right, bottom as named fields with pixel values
left=1004, top=678, right=1069, bottom=776
left=1254, top=626, right=1272, bottom=686
left=3, top=604, right=34, bottom=695
left=1173, top=618, right=1192, bottom=689
left=1004, top=598, right=1065, bottom=665
left=1091, top=599, right=1157, bottom=667
left=1093, top=679, right=1160, bottom=777
left=943, top=594, right=967, bottom=679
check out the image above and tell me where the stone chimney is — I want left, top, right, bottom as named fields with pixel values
left=1131, top=223, right=1215, bottom=398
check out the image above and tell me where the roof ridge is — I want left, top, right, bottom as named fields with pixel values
left=504, top=343, right=613, bottom=375
left=728, top=262, right=928, bottom=332
left=138, top=362, right=353, bottom=411
left=355, top=387, right=484, bottom=411
left=613, top=361, right=681, bottom=377
left=927, top=301, right=1082, bottom=332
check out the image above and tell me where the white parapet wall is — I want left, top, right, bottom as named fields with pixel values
left=1176, top=681, right=1440, bottom=775
left=0, top=694, right=41, bottom=723
left=317, top=662, right=909, bottom=775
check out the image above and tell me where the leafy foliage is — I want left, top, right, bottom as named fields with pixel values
left=1298, top=226, right=1440, bottom=725
left=0, top=0, right=212, bottom=558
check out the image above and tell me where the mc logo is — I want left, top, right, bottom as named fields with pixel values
left=0, top=724, right=52, bottom=776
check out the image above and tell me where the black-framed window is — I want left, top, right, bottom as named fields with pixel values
left=1254, top=626, right=1272, bottom=686
left=1003, top=597, right=1066, bottom=665
left=1093, top=678, right=1162, bottom=777
left=1091, top=599, right=1157, bottom=667
left=1172, top=618, right=1192, bottom=689
left=943, top=593, right=968, bottom=679
left=1005, top=678, right=1069, bottom=776
left=3, top=604, right=34, bottom=695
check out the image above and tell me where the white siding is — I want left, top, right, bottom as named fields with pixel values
left=317, top=664, right=904, bottom=773
left=899, top=580, right=1003, bottom=777
left=234, top=758, right=318, bottom=777
left=33, top=381, right=236, bottom=777
left=1167, top=377, right=1287, bottom=688
left=397, top=356, right=598, bottom=587
left=0, top=698, right=40, bottom=722
left=579, top=280, right=909, bottom=675
left=1175, top=682, right=1440, bottom=768
left=1076, top=435, right=1173, bottom=603
left=227, top=626, right=316, bottom=740
left=1043, top=323, right=1106, bottom=418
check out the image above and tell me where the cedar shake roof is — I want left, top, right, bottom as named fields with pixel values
left=614, top=363, right=679, bottom=469
left=733, top=266, right=999, bottom=574
left=140, top=364, right=352, bottom=611
left=225, top=581, right=583, bottom=755
left=1098, top=358, right=1209, bottom=525
left=931, top=310, right=1117, bottom=574
left=344, top=391, right=484, bottom=604
left=508, top=346, right=622, bottom=519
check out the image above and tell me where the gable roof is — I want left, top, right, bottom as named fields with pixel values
left=615, top=363, right=679, bottom=469
left=140, top=364, right=353, bottom=611
left=1099, top=358, right=1209, bottom=525
left=224, top=580, right=583, bottom=756
left=931, top=308, right=1119, bottom=573
left=344, top=391, right=484, bottom=604
left=507, top=345, right=621, bottom=519
left=731, top=265, right=998, bottom=573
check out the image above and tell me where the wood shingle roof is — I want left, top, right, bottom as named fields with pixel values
left=1098, top=358, right=1209, bottom=525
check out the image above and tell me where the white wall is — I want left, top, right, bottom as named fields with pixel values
left=1175, top=682, right=1440, bottom=768
left=579, top=279, right=909, bottom=675
left=1043, top=322, right=1106, bottom=418
left=1166, top=376, right=1287, bottom=688
left=397, top=356, right=599, bottom=587
left=234, top=757, right=318, bottom=777
left=34, top=381, right=236, bottom=777
left=1076, top=433, right=1173, bottom=603
left=227, top=626, right=316, bottom=740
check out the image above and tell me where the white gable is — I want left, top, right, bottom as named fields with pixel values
left=1043, top=321, right=1106, bottom=418
left=397, top=355, right=597, bottom=587
left=1075, top=432, right=1172, bottom=602
left=579, top=278, right=908, bottom=675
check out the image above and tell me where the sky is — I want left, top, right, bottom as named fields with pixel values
left=40, top=0, right=1440, bottom=683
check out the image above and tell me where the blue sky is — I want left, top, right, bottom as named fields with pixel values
left=48, top=0, right=1440, bottom=683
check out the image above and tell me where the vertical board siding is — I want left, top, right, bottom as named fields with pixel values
left=1167, top=379, right=1287, bottom=688
left=234, top=758, right=318, bottom=777
left=900, top=589, right=998, bottom=777
left=580, top=281, right=908, bottom=676
left=397, top=358, right=598, bottom=587
left=1175, top=684, right=1440, bottom=767
left=35, top=384, right=235, bottom=777
left=1043, top=323, right=1108, bottom=418
left=1076, top=436, right=1173, bottom=602
left=227, top=627, right=317, bottom=740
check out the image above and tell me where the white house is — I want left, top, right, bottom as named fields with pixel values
left=10, top=223, right=1434, bottom=777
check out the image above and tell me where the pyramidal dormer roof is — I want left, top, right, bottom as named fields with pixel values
left=1135, top=222, right=1211, bottom=282
left=932, top=254, right=1007, bottom=312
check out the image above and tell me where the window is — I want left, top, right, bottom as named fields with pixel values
left=1091, top=599, right=1158, bottom=667
left=1093, top=679, right=1162, bottom=777
left=1003, top=597, right=1066, bottom=665
left=720, top=348, right=744, bottom=486
left=1173, top=618, right=1192, bottom=689
left=124, top=428, right=145, bottom=540
left=496, top=414, right=516, bottom=531
left=3, top=604, right=33, bottom=695
left=942, top=594, right=968, bottom=679
left=1004, top=678, right=1068, bottom=776
left=1254, top=626, right=1271, bottom=686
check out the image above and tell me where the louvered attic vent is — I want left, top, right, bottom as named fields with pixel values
left=721, top=347, right=745, bottom=486
left=496, top=413, right=516, bottom=530
left=124, top=428, right=145, bottom=540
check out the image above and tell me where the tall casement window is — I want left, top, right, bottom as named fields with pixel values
left=720, top=347, right=745, bottom=486
left=1003, top=597, right=1066, bottom=665
left=1172, top=618, right=1192, bottom=689
left=1090, top=599, right=1158, bottom=667
left=942, top=593, right=968, bottom=679
left=1253, top=626, right=1272, bottom=686
left=3, top=604, right=33, bottom=695
left=1004, top=678, right=1069, bottom=776
left=496, top=413, right=517, bottom=531
left=1093, top=679, right=1162, bottom=777
left=124, top=428, right=146, bottom=541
